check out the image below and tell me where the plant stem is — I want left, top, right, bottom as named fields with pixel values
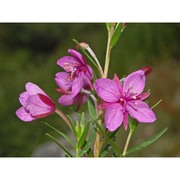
left=122, top=121, right=138, bottom=157
left=55, top=108, right=72, bottom=131
left=103, top=27, right=114, bottom=78
left=122, top=129, right=134, bottom=157
left=94, top=110, right=103, bottom=157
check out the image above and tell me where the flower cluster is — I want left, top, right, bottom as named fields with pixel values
left=16, top=49, right=156, bottom=132
left=16, top=23, right=165, bottom=157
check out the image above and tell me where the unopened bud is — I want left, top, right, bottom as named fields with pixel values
left=76, top=42, right=89, bottom=50
left=141, top=66, right=152, bottom=76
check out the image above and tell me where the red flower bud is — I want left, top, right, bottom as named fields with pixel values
left=141, top=66, right=152, bottom=76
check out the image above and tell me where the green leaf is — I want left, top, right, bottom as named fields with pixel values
left=78, top=129, right=96, bottom=157
left=110, top=23, right=123, bottom=49
left=87, top=98, right=97, bottom=120
left=78, top=121, right=90, bottom=149
left=45, top=133, right=73, bottom=157
left=43, top=122, right=75, bottom=148
left=66, top=115, right=78, bottom=138
left=126, top=127, right=168, bottom=155
left=100, top=143, right=112, bottom=157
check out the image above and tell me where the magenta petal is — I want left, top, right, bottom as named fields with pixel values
left=58, top=94, right=75, bottom=106
left=113, top=74, right=123, bottom=94
left=105, top=103, right=124, bottom=132
left=55, top=72, right=73, bottom=91
left=126, top=100, right=156, bottom=123
left=94, top=78, right=120, bottom=103
left=68, top=49, right=85, bottom=65
left=57, top=56, right=80, bottom=72
left=16, top=107, right=36, bottom=122
left=98, top=102, right=111, bottom=109
left=26, top=82, right=46, bottom=96
left=123, top=70, right=145, bottom=95
left=137, top=92, right=150, bottom=100
left=26, top=94, right=54, bottom=117
left=19, top=92, right=29, bottom=106
left=72, top=72, right=84, bottom=97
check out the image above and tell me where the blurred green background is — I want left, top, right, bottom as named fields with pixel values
left=0, top=23, right=179, bottom=157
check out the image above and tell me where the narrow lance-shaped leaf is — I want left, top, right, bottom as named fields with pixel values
left=66, top=115, right=78, bottom=138
left=110, top=23, right=123, bottom=49
left=78, top=121, right=90, bottom=149
left=43, top=122, right=75, bottom=148
left=78, top=129, right=96, bottom=157
left=45, top=133, right=73, bottom=157
left=87, top=98, right=97, bottom=120
left=126, top=127, right=168, bottom=155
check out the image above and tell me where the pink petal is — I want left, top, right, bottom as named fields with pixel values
left=137, top=92, right=150, bottom=100
left=26, top=94, right=54, bottom=117
left=55, top=72, right=73, bottom=91
left=71, top=72, right=84, bottom=97
left=98, top=102, right=111, bottom=109
left=58, top=94, right=75, bottom=106
left=105, top=103, right=124, bottom=132
left=38, top=93, right=55, bottom=110
left=19, top=92, right=29, bottom=106
left=68, top=49, right=85, bottom=65
left=113, top=74, right=123, bottom=95
left=25, top=82, right=46, bottom=96
left=126, top=100, right=156, bottom=123
left=94, top=78, right=120, bottom=103
left=123, top=70, right=145, bottom=95
left=16, top=107, right=36, bottom=122
left=57, top=56, right=80, bottom=72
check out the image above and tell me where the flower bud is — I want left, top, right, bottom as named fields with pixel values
left=141, top=66, right=152, bottom=76
left=76, top=42, right=89, bottom=50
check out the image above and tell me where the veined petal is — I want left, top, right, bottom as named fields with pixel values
left=126, top=100, right=156, bottom=123
left=26, top=94, right=54, bottom=117
left=55, top=72, right=73, bottom=91
left=123, top=70, right=145, bottom=95
left=57, top=56, right=80, bottom=72
left=113, top=74, right=123, bottom=95
left=94, top=78, right=120, bottom=103
left=105, top=103, right=124, bottom=132
left=137, top=92, right=150, bottom=100
left=26, top=82, right=46, bottom=96
left=19, top=92, right=29, bottom=107
left=72, top=72, right=84, bottom=97
left=58, top=94, right=75, bottom=106
left=16, top=107, right=36, bottom=122
left=68, top=49, right=85, bottom=65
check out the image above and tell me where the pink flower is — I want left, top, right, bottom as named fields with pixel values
left=16, top=82, right=56, bottom=122
left=57, top=49, right=93, bottom=97
left=55, top=72, right=87, bottom=109
left=94, top=70, right=156, bottom=132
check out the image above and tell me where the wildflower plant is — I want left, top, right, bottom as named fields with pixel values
left=16, top=23, right=167, bottom=157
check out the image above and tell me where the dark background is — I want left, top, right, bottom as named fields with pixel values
left=0, top=23, right=179, bottom=157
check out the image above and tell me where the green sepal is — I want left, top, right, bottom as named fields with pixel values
left=87, top=98, right=97, bottom=120
left=78, top=121, right=90, bottom=149
left=45, top=133, right=73, bottom=157
left=151, top=99, right=163, bottom=109
left=126, top=127, right=168, bottom=155
left=43, top=122, right=75, bottom=148
left=78, top=129, right=96, bottom=157
left=110, top=23, right=123, bottom=49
